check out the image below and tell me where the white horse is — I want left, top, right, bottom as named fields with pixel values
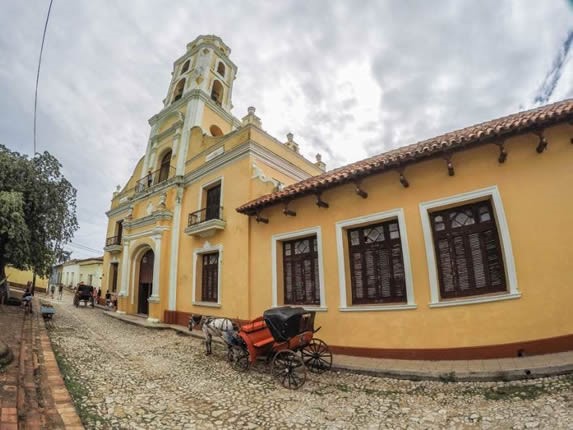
left=189, top=315, right=238, bottom=355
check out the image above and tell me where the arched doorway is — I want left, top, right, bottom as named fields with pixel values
left=158, top=150, right=172, bottom=183
left=138, top=249, right=154, bottom=315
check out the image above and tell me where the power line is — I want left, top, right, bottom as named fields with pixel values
left=33, top=0, right=54, bottom=155
left=68, top=242, right=102, bottom=254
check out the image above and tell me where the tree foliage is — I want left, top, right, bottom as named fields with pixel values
left=0, top=145, right=78, bottom=281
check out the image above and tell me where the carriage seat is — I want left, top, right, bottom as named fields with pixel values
left=253, top=336, right=274, bottom=349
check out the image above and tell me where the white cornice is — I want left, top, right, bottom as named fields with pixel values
left=149, top=90, right=239, bottom=128
left=123, top=210, right=173, bottom=230
left=150, top=120, right=183, bottom=144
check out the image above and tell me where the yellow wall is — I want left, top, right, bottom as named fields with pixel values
left=248, top=123, right=573, bottom=350
left=5, top=267, right=49, bottom=289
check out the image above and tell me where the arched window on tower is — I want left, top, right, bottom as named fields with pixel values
left=158, top=150, right=172, bottom=183
left=180, top=60, right=190, bottom=75
left=173, top=79, right=186, bottom=103
left=217, top=62, right=226, bottom=77
left=210, top=80, right=223, bottom=105
left=210, top=125, right=223, bottom=137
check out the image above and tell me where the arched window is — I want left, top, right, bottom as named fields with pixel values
left=210, top=80, right=223, bottom=105
left=180, top=60, right=190, bottom=75
left=209, top=125, right=223, bottom=137
left=173, top=79, right=185, bottom=103
left=158, top=150, right=172, bottom=183
left=217, top=62, right=226, bottom=77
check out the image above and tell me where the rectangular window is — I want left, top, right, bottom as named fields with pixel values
left=430, top=200, right=506, bottom=299
left=201, top=252, right=219, bottom=302
left=282, top=236, right=320, bottom=306
left=347, top=220, right=407, bottom=304
left=205, top=184, right=221, bottom=221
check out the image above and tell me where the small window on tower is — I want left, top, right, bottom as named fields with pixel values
left=210, top=80, right=223, bottom=105
left=210, top=125, right=223, bottom=137
left=173, top=79, right=186, bottom=103
left=180, top=60, right=190, bottom=75
left=217, top=62, right=225, bottom=77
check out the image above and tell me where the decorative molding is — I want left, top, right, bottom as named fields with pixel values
left=419, top=185, right=519, bottom=306
left=123, top=210, right=173, bottom=230
left=335, top=208, right=415, bottom=310
left=123, top=226, right=170, bottom=242
left=252, top=162, right=283, bottom=190
left=271, top=226, right=326, bottom=309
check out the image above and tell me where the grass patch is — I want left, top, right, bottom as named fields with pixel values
left=52, top=346, right=109, bottom=427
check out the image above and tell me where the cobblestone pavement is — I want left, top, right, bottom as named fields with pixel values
left=47, top=299, right=573, bottom=430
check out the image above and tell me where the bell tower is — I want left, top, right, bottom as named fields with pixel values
left=164, top=35, right=237, bottom=114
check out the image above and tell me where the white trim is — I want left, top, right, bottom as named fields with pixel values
left=193, top=301, right=222, bottom=308
left=419, top=185, right=519, bottom=307
left=429, top=292, right=521, bottom=308
left=335, top=208, right=415, bottom=311
left=271, top=226, right=327, bottom=310
left=192, top=243, right=223, bottom=306
left=197, top=176, right=224, bottom=213
left=339, top=304, right=417, bottom=312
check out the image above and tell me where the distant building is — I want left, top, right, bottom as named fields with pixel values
left=103, top=35, right=573, bottom=359
left=57, top=257, right=103, bottom=288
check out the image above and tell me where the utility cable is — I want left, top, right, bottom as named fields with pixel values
left=33, top=0, right=55, bottom=154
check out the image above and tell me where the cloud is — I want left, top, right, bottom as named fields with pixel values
left=0, top=0, right=572, bottom=258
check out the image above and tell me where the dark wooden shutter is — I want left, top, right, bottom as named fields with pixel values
left=347, top=220, right=406, bottom=304
left=205, top=185, right=221, bottom=221
left=202, top=252, right=219, bottom=302
left=431, top=200, right=506, bottom=298
left=283, top=236, right=320, bottom=305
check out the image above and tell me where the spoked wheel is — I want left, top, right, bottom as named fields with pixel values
left=229, top=346, right=250, bottom=372
left=272, top=349, right=306, bottom=390
left=301, top=338, right=332, bottom=374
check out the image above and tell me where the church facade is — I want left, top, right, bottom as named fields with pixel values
left=103, top=35, right=573, bottom=359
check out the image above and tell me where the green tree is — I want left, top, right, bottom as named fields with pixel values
left=0, top=145, right=78, bottom=289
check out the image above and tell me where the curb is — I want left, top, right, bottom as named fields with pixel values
left=102, top=310, right=573, bottom=383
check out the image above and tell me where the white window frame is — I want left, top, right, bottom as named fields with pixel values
left=271, top=226, right=327, bottom=311
left=192, top=243, right=223, bottom=308
left=419, top=185, right=520, bottom=308
left=335, top=208, right=416, bottom=312
left=197, top=176, right=224, bottom=213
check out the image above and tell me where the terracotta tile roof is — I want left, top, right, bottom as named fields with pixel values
left=237, top=98, right=573, bottom=215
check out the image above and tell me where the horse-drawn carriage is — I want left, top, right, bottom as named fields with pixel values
left=73, top=284, right=94, bottom=307
left=228, top=306, right=332, bottom=389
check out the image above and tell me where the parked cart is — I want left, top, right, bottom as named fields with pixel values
left=40, top=302, right=55, bottom=324
left=229, top=306, right=332, bottom=389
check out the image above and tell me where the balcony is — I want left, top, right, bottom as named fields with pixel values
left=184, top=206, right=225, bottom=238
left=104, top=236, right=122, bottom=253
left=135, top=166, right=176, bottom=194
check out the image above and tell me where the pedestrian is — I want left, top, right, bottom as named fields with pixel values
left=50, top=284, right=55, bottom=299
left=57, top=283, right=64, bottom=300
left=147, top=169, right=153, bottom=188
left=92, top=287, right=98, bottom=307
left=22, top=287, right=33, bottom=314
left=97, top=288, right=102, bottom=305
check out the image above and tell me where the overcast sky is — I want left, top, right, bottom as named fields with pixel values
left=1, top=0, right=572, bottom=259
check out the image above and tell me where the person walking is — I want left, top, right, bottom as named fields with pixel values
left=50, top=284, right=55, bottom=299
left=57, top=283, right=64, bottom=300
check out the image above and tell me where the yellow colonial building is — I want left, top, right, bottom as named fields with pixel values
left=103, top=35, right=573, bottom=359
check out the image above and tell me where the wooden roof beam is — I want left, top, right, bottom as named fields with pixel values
left=315, top=193, right=329, bottom=209
left=534, top=131, right=547, bottom=153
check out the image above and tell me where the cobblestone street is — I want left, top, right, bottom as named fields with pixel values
left=47, top=299, right=573, bottom=429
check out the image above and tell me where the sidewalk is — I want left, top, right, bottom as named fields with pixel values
left=104, top=310, right=573, bottom=382
left=0, top=299, right=83, bottom=429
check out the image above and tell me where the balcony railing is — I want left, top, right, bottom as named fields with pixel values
left=106, top=236, right=121, bottom=246
left=188, top=206, right=224, bottom=227
left=135, top=165, right=176, bottom=194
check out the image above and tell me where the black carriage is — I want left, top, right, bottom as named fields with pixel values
left=74, top=284, right=94, bottom=308
left=229, top=306, right=332, bottom=389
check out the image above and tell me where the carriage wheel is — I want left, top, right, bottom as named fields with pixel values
left=301, top=339, right=332, bottom=374
left=229, top=346, right=250, bottom=372
left=272, top=350, right=306, bottom=389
